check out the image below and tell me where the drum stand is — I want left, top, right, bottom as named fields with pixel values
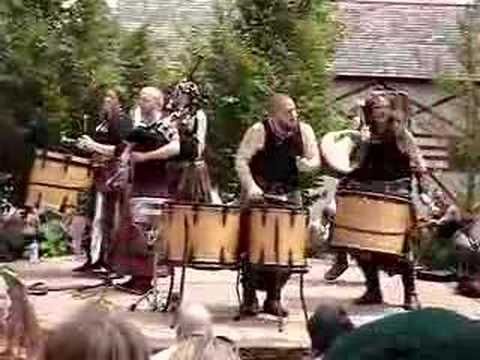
left=129, top=227, right=178, bottom=312
left=234, top=261, right=310, bottom=333
left=129, top=220, right=191, bottom=313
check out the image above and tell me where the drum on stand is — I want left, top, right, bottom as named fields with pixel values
left=246, top=206, right=310, bottom=271
left=332, top=190, right=414, bottom=255
left=159, top=203, right=241, bottom=269
left=26, top=150, right=93, bottom=211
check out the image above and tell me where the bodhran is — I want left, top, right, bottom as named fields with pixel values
left=320, top=130, right=362, bottom=175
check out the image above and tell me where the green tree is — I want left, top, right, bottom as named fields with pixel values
left=0, top=0, right=162, bottom=203
left=190, top=0, right=341, bottom=193
left=438, top=1, right=480, bottom=211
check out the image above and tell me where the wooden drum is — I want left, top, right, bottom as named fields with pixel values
left=332, top=191, right=414, bottom=255
left=247, top=207, right=310, bottom=270
left=26, top=150, right=93, bottom=210
left=159, top=203, right=241, bottom=268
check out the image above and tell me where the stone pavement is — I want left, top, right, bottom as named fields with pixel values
left=10, top=257, right=480, bottom=351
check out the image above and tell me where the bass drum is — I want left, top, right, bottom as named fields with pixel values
left=245, top=206, right=310, bottom=271
left=332, top=190, right=414, bottom=255
left=26, top=150, right=93, bottom=211
left=159, top=203, right=241, bottom=269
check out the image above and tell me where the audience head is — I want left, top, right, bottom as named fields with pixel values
left=174, top=303, right=213, bottom=340
left=42, top=305, right=150, bottom=360
left=307, top=303, right=354, bottom=358
left=169, top=336, right=240, bottom=360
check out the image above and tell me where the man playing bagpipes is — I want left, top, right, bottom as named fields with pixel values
left=165, top=79, right=219, bottom=203
left=78, top=86, right=180, bottom=293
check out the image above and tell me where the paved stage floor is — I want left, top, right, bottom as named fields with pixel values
left=9, top=257, right=480, bottom=352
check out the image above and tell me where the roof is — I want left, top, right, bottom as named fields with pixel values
left=113, top=0, right=473, bottom=80
left=113, top=0, right=216, bottom=58
left=335, top=0, right=471, bottom=79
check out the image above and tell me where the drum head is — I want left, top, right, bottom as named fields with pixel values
left=320, top=130, right=362, bottom=174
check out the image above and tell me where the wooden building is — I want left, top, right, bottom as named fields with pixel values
left=112, top=0, right=477, bottom=195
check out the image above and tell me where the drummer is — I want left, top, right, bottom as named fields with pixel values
left=338, top=87, right=428, bottom=309
left=235, top=93, right=320, bottom=317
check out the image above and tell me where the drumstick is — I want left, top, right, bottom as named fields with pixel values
left=263, top=193, right=288, bottom=202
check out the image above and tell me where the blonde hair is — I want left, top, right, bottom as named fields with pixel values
left=169, top=336, right=240, bottom=360
left=175, top=303, right=213, bottom=339
left=140, top=86, right=164, bottom=108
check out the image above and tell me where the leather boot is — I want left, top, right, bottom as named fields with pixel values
left=354, top=289, right=383, bottom=305
left=263, top=287, right=288, bottom=317
left=355, top=261, right=383, bottom=305
left=324, top=252, right=349, bottom=281
left=240, top=287, right=259, bottom=316
left=457, top=275, right=480, bottom=298
left=73, top=253, right=94, bottom=272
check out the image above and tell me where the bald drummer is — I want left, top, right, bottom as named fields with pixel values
left=235, top=93, right=320, bottom=317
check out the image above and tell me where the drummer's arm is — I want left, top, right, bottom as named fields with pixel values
left=235, top=123, right=265, bottom=192
left=77, top=135, right=115, bottom=157
left=297, top=122, right=320, bottom=172
left=402, top=129, right=428, bottom=193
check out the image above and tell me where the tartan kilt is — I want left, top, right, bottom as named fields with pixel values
left=175, top=160, right=214, bottom=203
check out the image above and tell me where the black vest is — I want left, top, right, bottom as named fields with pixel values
left=351, top=139, right=412, bottom=181
left=249, top=120, right=304, bottom=194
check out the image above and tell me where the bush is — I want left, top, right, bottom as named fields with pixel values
left=186, top=0, right=344, bottom=194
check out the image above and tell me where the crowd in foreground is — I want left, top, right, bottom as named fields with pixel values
left=1, top=267, right=480, bottom=360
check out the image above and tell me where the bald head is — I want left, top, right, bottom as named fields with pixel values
left=268, top=93, right=298, bottom=131
left=175, top=303, right=213, bottom=340
left=138, top=86, right=164, bottom=116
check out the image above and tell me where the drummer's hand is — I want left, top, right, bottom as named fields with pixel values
left=419, top=193, right=432, bottom=206
left=360, top=126, right=370, bottom=142
left=77, top=135, right=95, bottom=152
left=247, top=184, right=264, bottom=200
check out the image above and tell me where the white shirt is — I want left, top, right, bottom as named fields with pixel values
left=235, top=121, right=320, bottom=193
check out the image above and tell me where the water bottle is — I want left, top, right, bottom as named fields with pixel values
left=29, top=239, right=40, bottom=264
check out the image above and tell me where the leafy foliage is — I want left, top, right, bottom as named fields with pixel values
left=188, top=0, right=341, bottom=193
left=38, top=219, right=69, bottom=258
left=436, top=1, right=480, bottom=210
left=0, top=0, right=161, bottom=142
